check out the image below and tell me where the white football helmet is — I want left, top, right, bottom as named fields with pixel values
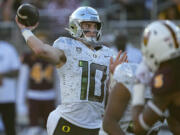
left=67, top=6, right=102, bottom=43
left=141, top=20, right=180, bottom=72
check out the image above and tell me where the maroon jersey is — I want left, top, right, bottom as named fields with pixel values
left=151, top=56, right=180, bottom=122
left=22, top=52, right=55, bottom=90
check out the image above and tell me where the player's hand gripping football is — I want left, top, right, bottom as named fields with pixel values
left=15, top=3, right=39, bottom=31
left=110, top=50, right=128, bottom=74
left=15, top=15, right=38, bottom=31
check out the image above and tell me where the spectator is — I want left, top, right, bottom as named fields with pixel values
left=46, top=0, right=80, bottom=36
left=106, top=0, right=150, bottom=20
left=0, top=0, right=14, bottom=21
left=113, top=32, right=142, bottom=64
left=158, top=0, right=180, bottom=20
left=18, top=31, right=57, bottom=135
left=0, top=27, right=21, bottom=135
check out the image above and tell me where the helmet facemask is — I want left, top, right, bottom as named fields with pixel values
left=66, top=6, right=102, bottom=48
left=80, top=21, right=101, bottom=43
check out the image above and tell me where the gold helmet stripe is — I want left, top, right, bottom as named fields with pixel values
left=162, top=22, right=179, bottom=48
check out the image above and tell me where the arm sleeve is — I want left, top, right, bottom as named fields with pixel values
left=113, top=63, right=137, bottom=93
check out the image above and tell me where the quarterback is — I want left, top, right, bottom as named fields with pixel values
left=15, top=6, right=127, bottom=135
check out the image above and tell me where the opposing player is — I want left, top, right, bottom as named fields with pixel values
left=103, top=62, right=138, bottom=135
left=102, top=60, right=163, bottom=135
left=132, top=20, right=180, bottom=135
left=15, top=6, right=127, bottom=135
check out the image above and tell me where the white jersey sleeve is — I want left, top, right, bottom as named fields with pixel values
left=0, top=41, right=21, bottom=102
left=53, top=37, right=72, bottom=56
left=135, top=59, right=153, bottom=85
left=113, top=63, right=138, bottom=94
left=0, top=42, right=21, bottom=73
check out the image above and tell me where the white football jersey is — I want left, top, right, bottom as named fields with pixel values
left=135, top=59, right=154, bottom=99
left=135, top=58, right=154, bottom=85
left=48, top=37, right=114, bottom=130
left=113, top=63, right=138, bottom=134
left=0, top=41, right=21, bottom=102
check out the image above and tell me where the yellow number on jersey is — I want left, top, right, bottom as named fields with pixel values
left=43, top=65, right=53, bottom=82
left=30, top=63, right=53, bottom=83
left=154, top=74, right=163, bottom=88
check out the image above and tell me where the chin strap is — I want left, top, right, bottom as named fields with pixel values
left=85, top=41, right=102, bottom=50
left=76, top=37, right=102, bottom=50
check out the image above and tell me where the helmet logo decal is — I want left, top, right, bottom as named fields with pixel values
left=163, top=23, right=179, bottom=48
left=143, top=29, right=151, bottom=46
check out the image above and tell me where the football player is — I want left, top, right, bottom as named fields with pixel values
left=20, top=50, right=57, bottom=135
left=103, top=62, right=138, bottom=135
left=102, top=60, right=164, bottom=135
left=15, top=6, right=127, bottom=135
left=132, top=20, right=180, bottom=135
left=0, top=31, right=20, bottom=135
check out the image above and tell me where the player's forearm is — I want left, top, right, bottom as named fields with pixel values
left=103, top=120, right=125, bottom=135
left=24, top=31, right=66, bottom=65
left=132, top=106, right=147, bottom=135
left=27, top=35, right=46, bottom=54
left=110, top=125, right=125, bottom=135
left=2, top=0, right=14, bottom=21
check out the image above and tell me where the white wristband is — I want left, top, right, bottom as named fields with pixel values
left=21, top=29, right=34, bottom=42
left=132, top=83, right=145, bottom=106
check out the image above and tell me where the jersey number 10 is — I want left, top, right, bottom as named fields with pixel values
left=79, top=60, right=107, bottom=103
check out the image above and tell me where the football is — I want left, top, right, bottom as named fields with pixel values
left=17, top=3, right=39, bottom=27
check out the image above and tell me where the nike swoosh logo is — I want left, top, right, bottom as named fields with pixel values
left=104, top=56, right=111, bottom=58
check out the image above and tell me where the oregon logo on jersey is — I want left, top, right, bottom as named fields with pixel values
left=62, top=125, right=71, bottom=133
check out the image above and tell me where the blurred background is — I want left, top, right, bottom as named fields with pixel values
left=0, top=0, right=180, bottom=135
left=1, top=0, right=180, bottom=53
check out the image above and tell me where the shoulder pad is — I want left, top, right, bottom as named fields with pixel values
left=113, top=63, right=138, bottom=84
left=53, top=37, right=76, bottom=50
left=101, top=46, right=114, bottom=57
left=53, top=37, right=72, bottom=44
